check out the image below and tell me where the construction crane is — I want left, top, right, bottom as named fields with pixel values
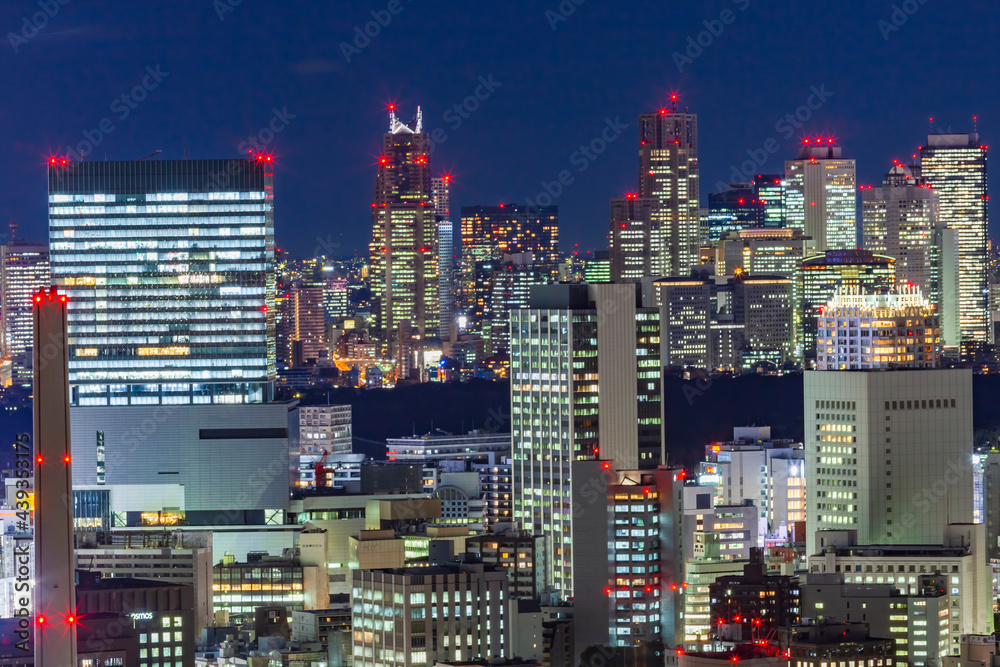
left=314, top=450, right=329, bottom=488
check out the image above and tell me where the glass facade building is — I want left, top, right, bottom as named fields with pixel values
left=47, top=158, right=276, bottom=406
left=1, top=241, right=51, bottom=381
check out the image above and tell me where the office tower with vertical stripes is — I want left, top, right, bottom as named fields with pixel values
left=637, top=98, right=700, bottom=276
left=511, top=283, right=663, bottom=598
left=1, top=223, right=50, bottom=384
left=919, top=131, right=989, bottom=343
left=785, top=139, right=857, bottom=251
left=369, top=106, right=439, bottom=366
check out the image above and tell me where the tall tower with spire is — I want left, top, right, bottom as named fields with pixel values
left=369, top=105, right=439, bottom=376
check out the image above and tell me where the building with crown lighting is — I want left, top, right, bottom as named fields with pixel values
left=815, top=286, right=940, bottom=370
left=637, top=102, right=700, bottom=276
left=369, top=106, right=440, bottom=373
left=785, top=140, right=857, bottom=252
left=795, top=250, right=896, bottom=365
left=919, top=132, right=989, bottom=344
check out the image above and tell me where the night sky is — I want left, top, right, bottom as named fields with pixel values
left=1, top=0, right=997, bottom=258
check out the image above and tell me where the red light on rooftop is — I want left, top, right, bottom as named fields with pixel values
left=67, top=615, right=76, bottom=625
left=602, top=462, right=610, bottom=469
left=643, top=487, right=650, bottom=494
left=63, top=454, right=71, bottom=463
left=658, top=108, right=667, bottom=115
left=670, top=93, right=678, bottom=101
left=36, top=456, right=43, bottom=464
left=670, top=583, right=678, bottom=591
left=36, top=615, right=46, bottom=626
left=604, top=587, right=612, bottom=595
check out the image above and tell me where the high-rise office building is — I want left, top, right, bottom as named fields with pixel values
left=706, top=184, right=763, bottom=241
left=584, top=250, right=611, bottom=283
left=48, top=158, right=292, bottom=526
left=815, top=286, right=940, bottom=370
left=459, top=204, right=558, bottom=333
left=610, top=194, right=656, bottom=282
left=300, top=404, right=352, bottom=455
left=804, top=369, right=973, bottom=547
left=323, top=277, right=349, bottom=321
left=1, top=227, right=50, bottom=382
left=861, top=164, right=940, bottom=295
left=48, top=158, right=276, bottom=403
left=920, top=132, right=989, bottom=343
left=511, top=283, right=663, bottom=598
left=485, top=252, right=549, bottom=355
left=717, top=227, right=815, bottom=279
left=796, top=250, right=896, bottom=364
left=278, top=282, right=326, bottom=367
left=785, top=139, right=857, bottom=251
left=369, top=106, right=439, bottom=363
left=637, top=101, right=700, bottom=276
left=754, top=173, right=786, bottom=228
left=432, top=175, right=453, bottom=338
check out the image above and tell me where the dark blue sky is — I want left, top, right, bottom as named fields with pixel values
left=1, top=0, right=997, bottom=258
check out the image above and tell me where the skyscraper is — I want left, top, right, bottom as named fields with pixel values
left=48, top=157, right=291, bottom=528
left=1, top=225, right=50, bottom=383
left=785, top=139, right=857, bottom=251
left=920, top=131, right=989, bottom=343
left=369, top=106, right=439, bottom=366
left=753, top=173, right=786, bottom=228
left=637, top=99, right=700, bottom=276
left=48, top=158, right=275, bottom=403
left=511, top=283, right=663, bottom=597
left=609, top=194, right=656, bottom=282
left=432, top=175, right=453, bottom=338
left=861, top=164, right=940, bottom=302
left=278, top=281, right=326, bottom=367
left=706, top=183, right=762, bottom=241
left=458, top=204, right=558, bottom=333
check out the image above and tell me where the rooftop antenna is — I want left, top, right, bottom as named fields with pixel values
left=974, top=115, right=979, bottom=133
left=138, top=150, right=162, bottom=161
left=929, top=117, right=934, bottom=134
left=8, top=220, right=17, bottom=243
left=415, top=106, right=423, bottom=133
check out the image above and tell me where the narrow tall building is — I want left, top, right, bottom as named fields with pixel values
left=804, top=369, right=973, bottom=548
left=432, top=175, right=453, bottom=338
left=637, top=100, right=700, bottom=276
left=1, top=226, right=50, bottom=383
left=369, top=106, right=439, bottom=364
left=278, top=281, right=326, bottom=367
left=785, top=139, right=857, bottom=251
left=511, top=284, right=663, bottom=598
left=920, top=131, right=989, bottom=343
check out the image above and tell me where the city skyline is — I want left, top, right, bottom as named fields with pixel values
left=0, top=2, right=998, bottom=258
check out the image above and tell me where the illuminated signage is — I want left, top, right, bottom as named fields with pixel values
left=130, top=612, right=153, bottom=620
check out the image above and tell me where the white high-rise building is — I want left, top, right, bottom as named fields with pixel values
left=1, top=236, right=50, bottom=383
left=804, top=369, right=973, bottom=548
left=920, top=132, right=989, bottom=344
left=785, top=140, right=857, bottom=251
